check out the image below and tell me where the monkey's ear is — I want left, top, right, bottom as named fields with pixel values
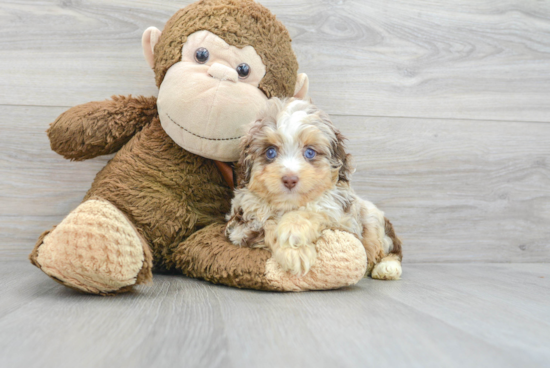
left=142, top=26, right=162, bottom=69
left=294, top=73, right=309, bottom=100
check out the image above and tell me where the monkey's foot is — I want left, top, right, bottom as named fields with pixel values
left=30, top=198, right=152, bottom=295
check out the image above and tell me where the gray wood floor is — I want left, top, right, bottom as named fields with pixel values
left=1, top=262, right=549, bottom=368
left=1, top=1, right=549, bottom=367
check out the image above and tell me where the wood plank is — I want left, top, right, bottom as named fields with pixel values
left=333, top=114, right=550, bottom=263
left=0, top=262, right=548, bottom=367
left=293, top=0, right=550, bottom=122
left=1, top=0, right=550, bottom=122
left=1, top=106, right=548, bottom=262
left=372, top=263, right=550, bottom=366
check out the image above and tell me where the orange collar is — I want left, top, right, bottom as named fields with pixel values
left=214, top=161, right=235, bottom=190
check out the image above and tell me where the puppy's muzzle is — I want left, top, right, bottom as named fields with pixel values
left=282, top=175, right=299, bottom=189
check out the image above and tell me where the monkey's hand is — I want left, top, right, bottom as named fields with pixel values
left=48, top=95, right=158, bottom=160
left=272, top=211, right=327, bottom=276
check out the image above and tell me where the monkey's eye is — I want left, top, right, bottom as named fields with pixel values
left=304, top=148, right=317, bottom=160
left=194, top=48, right=209, bottom=64
left=266, top=147, right=278, bottom=160
left=236, top=63, right=251, bottom=79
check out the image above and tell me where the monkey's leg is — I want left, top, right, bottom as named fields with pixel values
left=171, top=224, right=367, bottom=292
left=29, top=198, right=153, bottom=295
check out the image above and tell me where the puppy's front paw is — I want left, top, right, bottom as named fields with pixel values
left=272, top=213, right=323, bottom=275
left=273, top=243, right=317, bottom=276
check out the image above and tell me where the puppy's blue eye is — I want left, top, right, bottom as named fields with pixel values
left=266, top=147, right=277, bottom=160
left=304, top=148, right=316, bottom=160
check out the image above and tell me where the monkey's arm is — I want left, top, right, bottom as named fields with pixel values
left=173, top=223, right=367, bottom=291
left=48, top=95, right=158, bottom=160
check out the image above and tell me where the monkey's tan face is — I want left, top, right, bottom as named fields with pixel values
left=157, top=30, right=268, bottom=162
left=246, top=100, right=341, bottom=210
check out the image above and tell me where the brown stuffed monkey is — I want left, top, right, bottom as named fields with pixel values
left=29, top=0, right=368, bottom=295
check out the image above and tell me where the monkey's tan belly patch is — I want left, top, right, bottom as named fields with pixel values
left=36, top=199, right=146, bottom=294
left=265, top=230, right=367, bottom=291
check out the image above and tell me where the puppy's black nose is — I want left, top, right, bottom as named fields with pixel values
left=282, top=175, right=299, bottom=189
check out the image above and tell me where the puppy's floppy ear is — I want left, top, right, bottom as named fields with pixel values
left=321, top=118, right=354, bottom=182
left=317, top=109, right=353, bottom=183
left=236, top=121, right=259, bottom=188
left=236, top=98, right=283, bottom=187
left=332, top=129, right=353, bottom=183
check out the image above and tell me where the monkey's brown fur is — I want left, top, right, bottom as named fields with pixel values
left=48, top=95, right=158, bottom=161
left=83, top=116, right=233, bottom=273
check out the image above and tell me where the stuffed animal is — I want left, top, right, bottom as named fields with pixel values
left=28, top=0, right=368, bottom=295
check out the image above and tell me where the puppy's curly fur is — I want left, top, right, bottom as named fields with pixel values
left=226, top=98, right=403, bottom=278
